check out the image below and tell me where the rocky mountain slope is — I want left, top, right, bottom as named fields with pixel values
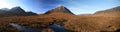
left=44, top=5, right=74, bottom=15
left=0, top=7, right=37, bottom=17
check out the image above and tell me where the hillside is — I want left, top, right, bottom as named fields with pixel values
left=0, top=7, right=37, bottom=17
left=94, top=6, right=120, bottom=16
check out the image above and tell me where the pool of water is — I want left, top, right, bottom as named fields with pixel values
left=10, top=23, right=67, bottom=32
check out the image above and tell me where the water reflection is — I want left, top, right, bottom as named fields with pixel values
left=49, top=24, right=67, bottom=32
left=10, top=23, right=40, bottom=32
left=10, top=23, right=67, bottom=32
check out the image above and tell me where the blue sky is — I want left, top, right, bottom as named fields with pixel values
left=0, top=0, right=119, bottom=14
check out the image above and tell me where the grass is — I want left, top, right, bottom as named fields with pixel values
left=0, top=12, right=120, bottom=32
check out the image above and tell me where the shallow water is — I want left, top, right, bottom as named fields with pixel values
left=49, top=24, right=67, bottom=32
left=10, top=23, right=41, bottom=32
left=10, top=23, right=67, bottom=32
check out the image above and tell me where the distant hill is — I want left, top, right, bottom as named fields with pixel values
left=94, top=6, right=120, bottom=16
left=0, top=7, right=37, bottom=17
left=77, top=14, right=93, bottom=16
left=44, top=5, right=74, bottom=15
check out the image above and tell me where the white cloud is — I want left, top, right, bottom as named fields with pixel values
left=0, top=0, right=14, bottom=9
left=0, top=0, right=22, bottom=9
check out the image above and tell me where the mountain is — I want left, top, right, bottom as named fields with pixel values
left=0, top=9, right=7, bottom=13
left=0, top=8, right=9, bottom=11
left=0, top=7, right=38, bottom=17
left=44, top=5, right=74, bottom=15
left=9, top=7, right=26, bottom=13
left=8, top=6, right=27, bottom=16
left=94, top=6, right=120, bottom=16
left=26, top=11, right=38, bottom=16
left=77, top=14, right=93, bottom=16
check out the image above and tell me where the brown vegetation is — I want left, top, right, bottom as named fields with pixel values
left=0, top=6, right=120, bottom=32
left=1, top=12, right=120, bottom=32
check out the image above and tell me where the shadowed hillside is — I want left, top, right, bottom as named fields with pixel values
left=0, top=6, right=37, bottom=17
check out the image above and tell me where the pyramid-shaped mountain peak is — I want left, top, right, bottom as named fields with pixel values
left=55, top=5, right=67, bottom=10
left=45, top=5, right=74, bottom=14
left=9, top=6, right=26, bottom=13
left=56, top=5, right=64, bottom=8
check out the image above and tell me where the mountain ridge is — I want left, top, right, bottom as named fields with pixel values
left=0, top=7, right=38, bottom=17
